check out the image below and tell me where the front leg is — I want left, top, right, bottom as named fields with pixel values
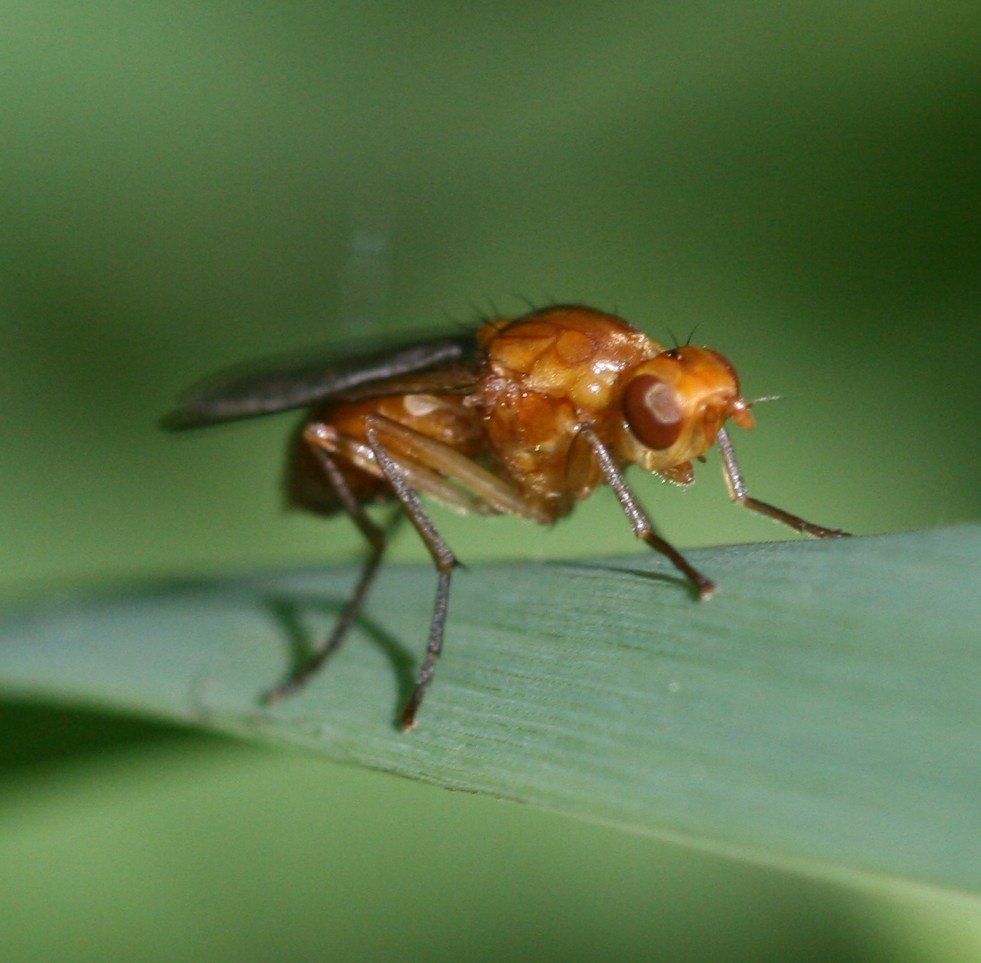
left=580, top=425, right=716, bottom=600
left=716, top=427, right=850, bottom=538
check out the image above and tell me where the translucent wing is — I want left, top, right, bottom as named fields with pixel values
left=162, top=332, right=480, bottom=430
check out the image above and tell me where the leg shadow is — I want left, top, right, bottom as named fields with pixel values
left=263, top=593, right=417, bottom=716
left=550, top=560, right=698, bottom=597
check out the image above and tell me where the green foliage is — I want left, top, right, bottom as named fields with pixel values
left=2, top=525, right=977, bottom=897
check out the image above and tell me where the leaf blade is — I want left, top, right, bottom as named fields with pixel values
left=1, top=525, right=978, bottom=896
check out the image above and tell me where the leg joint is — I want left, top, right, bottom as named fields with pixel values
left=632, top=518, right=653, bottom=540
left=302, top=421, right=337, bottom=448
left=434, top=550, right=459, bottom=574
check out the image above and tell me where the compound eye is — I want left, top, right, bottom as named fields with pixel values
left=623, top=374, right=683, bottom=450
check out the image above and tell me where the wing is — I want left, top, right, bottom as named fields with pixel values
left=162, top=332, right=480, bottom=430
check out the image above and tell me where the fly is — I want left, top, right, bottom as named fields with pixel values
left=164, top=304, right=849, bottom=730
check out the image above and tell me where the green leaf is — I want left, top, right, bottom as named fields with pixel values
left=1, top=525, right=977, bottom=898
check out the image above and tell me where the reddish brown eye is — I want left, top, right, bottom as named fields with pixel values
left=623, top=374, right=683, bottom=450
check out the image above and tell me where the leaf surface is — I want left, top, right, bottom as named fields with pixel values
left=1, top=526, right=977, bottom=896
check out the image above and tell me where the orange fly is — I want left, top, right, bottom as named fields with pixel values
left=164, top=305, right=848, bottom=730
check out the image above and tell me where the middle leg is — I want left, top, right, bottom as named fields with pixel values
left=580, top=424, right=716, bottom=600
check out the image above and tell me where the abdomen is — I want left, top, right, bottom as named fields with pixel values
left=285, top=392, right=485, bottom=517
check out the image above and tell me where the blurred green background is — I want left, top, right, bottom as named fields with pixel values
left=1, top=2, right=977, bottom=960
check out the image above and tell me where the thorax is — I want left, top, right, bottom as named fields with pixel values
left=473, top=307, right=659, bottom=511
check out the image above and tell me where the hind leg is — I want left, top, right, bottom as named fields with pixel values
left=263, top=436, right=388, bottom=704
